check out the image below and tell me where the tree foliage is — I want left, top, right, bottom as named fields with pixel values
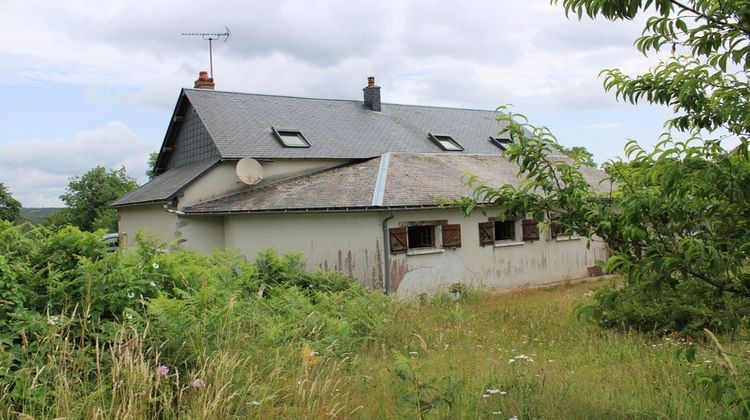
left=0, top=183, right=21, bottom=223
left=146, top=152, right=159, bottom=180
left=50, top=166, right=138, bottom=232
left=457, top=0, right=750, bottom=337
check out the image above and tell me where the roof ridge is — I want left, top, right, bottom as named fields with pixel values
left=183, top=88, right=502, bottom=114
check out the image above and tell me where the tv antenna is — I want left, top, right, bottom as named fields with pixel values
left=182, top=26, right=231, bottom=78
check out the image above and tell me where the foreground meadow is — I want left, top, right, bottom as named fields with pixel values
left=0, top=223, right=745, bottom=418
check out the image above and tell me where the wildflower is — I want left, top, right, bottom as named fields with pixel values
left=509, top=416, right=519, bottom=420
left=248, top=400, right=260, bottom=406
left=191, top=378, right=206, bottom=388
left=125, top=313, right=133, bottom=320
left=301, top=345, right=319, bottom=369
left=486, top=387, right=501, bottom=394
left=152, top=262, right=160, bottom=269
left=149, top=281, right=156, bottom=287
left=157, top=365, right=170, bottom=378
left=127, top=292, right=135, bottom=299
left=47, top=315, right=59, bottom=325
left=482, top=393, right=491, bottom=398
left=511, top=354, right=534, bottom=362
left=408, top=351, right=418, bottom=356
left=492, top=411, right=502, bottom=415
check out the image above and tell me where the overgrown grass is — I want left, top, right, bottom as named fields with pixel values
left=3, top=278, right=746, bottom=418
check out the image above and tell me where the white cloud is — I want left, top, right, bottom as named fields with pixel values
left=0, top=122, right=154, bottom=207
left=579, top=122, right=623, bottom=129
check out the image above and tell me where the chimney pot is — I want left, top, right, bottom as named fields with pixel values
left=363, top=76, right=381, bottom=112
left=194, top=71, right=215, bottom=89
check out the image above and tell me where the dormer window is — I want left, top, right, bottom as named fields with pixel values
left=272, top=127, right=310, bottom=148
left=428, top=133, right=463, bottom=151
left=489, top=136, right=512, bottom=151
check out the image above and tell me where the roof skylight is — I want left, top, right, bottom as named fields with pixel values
left=489, top=136, right=512, bottom=151
left=428, top=133, right=464, bottom=151
left=272, top=127, right=310, bottom=148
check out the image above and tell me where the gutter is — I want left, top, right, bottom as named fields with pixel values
left=381, top=210, right=395, bottom=294
left=181, top=204, right=461, bottom=216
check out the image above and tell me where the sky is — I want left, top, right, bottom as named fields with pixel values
left=0, top=0, right=677, bottom=207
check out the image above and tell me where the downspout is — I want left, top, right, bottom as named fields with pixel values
left=381, top=210, right=395, bottom=294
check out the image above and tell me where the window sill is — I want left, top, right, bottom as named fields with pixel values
left=494, top=241, right=525, bottom=248
left=555, top=236, right=581, bottom=242
left=407, top=248, right=446, bottom=256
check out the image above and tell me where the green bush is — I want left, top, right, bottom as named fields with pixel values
left=0, top=221, right=393, bottom=416
left=577, top=277, right=750, bottom=338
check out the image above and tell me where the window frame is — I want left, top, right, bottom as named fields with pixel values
left=479, top=218, right=524, bottom=247
left=271, top=127, right=311, bottom=148
left=428, top=133, right=464, bottom=151
left=489, top=136, right=512, bottom=151
left=389, top=220, right=462, bottom=255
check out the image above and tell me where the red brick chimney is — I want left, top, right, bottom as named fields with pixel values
left=194, top=71, right=215, bottom=89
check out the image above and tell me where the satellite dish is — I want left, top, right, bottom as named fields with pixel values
left=236, top=158, right=264, bottom=185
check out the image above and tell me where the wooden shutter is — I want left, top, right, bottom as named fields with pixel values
left=389, top=227, right=408, bottom=254
left=441, top=224, right=462, bottom=248
left=522, top=219, right=539, bottom=241
left=478, top=222, right=494, bottom=246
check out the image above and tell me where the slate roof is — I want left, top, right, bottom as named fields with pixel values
left=182, top=88, right=512, bottom=160
left=184, top=153, right=611, bottom=214
left=110, top=158, right=219, bottom=208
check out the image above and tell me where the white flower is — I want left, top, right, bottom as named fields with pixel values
left=152, top=262, right=160, bottom=269
left=409, top=351, right=418, bottom=356
left=492, top=412, right=502, bottom=415
left=481, top=393, right=491, bottom=398
left=509, top=416, right=519, bottom=420
left=248, top=400, right=260, bottom=406
left=486, top=388, right=501, bottom=394
left=47, top=315, right=59, bottom=325
left=149, top=281, right=156, bottom=287
left=125, top=313, right=133, bottom=320
left=127, top=292, right=135, bottom=299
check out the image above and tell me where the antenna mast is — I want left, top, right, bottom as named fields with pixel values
left=182, top=26, right=231, bottom=78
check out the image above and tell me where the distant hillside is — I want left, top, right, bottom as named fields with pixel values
left=20, top=208, right=63, bottom=224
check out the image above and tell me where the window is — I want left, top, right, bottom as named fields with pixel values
left=479, top=219, right=520, bottom=246
left=428, top=133, right=464, bottom=151
left=494, top=220, right=515, bottom=240
left=489, top=136, right=512, bottom=151
left=272, top=127, right=310, bottom=148
left=550, top=217, right=573, bottom=239
left=389, top=222, right=462, bottom=254
left=408, top=225, right=434, bottom=249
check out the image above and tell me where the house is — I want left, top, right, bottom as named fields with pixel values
left=111, top=73, right=609, bottom=295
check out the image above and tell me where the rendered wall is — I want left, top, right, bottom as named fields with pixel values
left=117, top=204, right=179, bottom=248
left=223, top=212, right=385, bottom=289
left=386, top=209, right=608, bottom=295
left=175, top=215, right=225, bottom=253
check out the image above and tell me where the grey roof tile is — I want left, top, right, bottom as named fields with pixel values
left=184, top=153, right=611, bottom=213
left=183, top=89, right=510, bottom=160
left=110, top=158, right=219, bottom=207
